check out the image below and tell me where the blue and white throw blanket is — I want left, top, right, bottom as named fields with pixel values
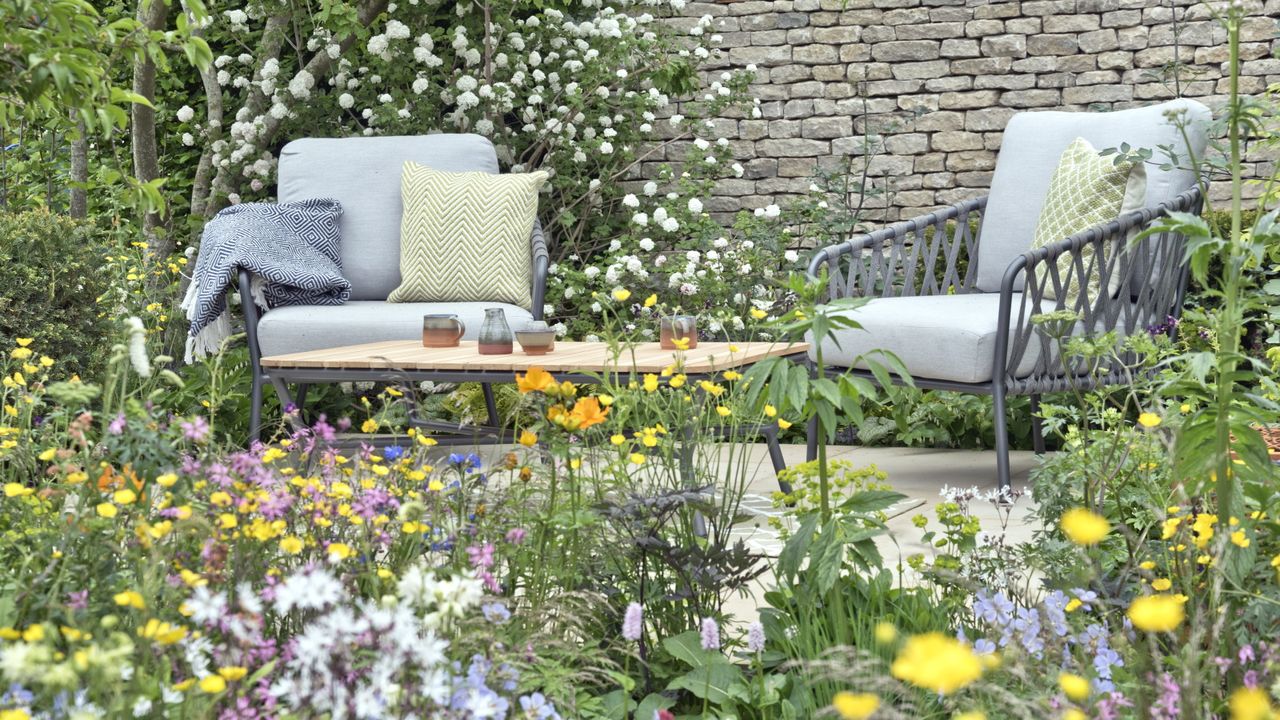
left=181, top=198, right=350, bottom=362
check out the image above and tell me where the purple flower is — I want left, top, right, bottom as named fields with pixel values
left=505, top=528, right=527, bottom=545
left=180, top=416, right=209, bottom=442
left=746, top=621, right=766, bottom=653
left=622, top=603, right=643, bottom=642
left=482, top=602, right=511, bottom=624
left=467, top=543, right=495, bottom=570
left=519, top=693, right=560, bottom=720
left=699, top=617, right=720, bottom=651
left=64, top=590, right=88, bottom=611
left=107, top=413, right=127, bottom=435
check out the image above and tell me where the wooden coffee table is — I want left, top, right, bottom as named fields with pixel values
left=260, top=339, right=809, bottom=478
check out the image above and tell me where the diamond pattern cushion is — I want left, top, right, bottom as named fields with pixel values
left=387, top=162, right=547, bottom=309
left=1030, top=137, right=1146, bottom=303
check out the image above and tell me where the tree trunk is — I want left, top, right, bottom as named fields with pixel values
left=203, top=0, right=390, bottom=217
left=69, top=115, right=88, bottom=219
left=131, top=0, right=170, bottom=254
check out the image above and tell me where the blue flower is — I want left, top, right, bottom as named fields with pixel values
left=383, top=445, right=406, bottom=461
left=483, top=602, right=511, bottom=624
left=520, top=693, right=562, bottom=720
left=447, top=452, right=483, bottom=472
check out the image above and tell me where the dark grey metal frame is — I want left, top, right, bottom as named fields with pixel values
left=805, top=187, right=1203, bottom=490
left=242, top=220, right=550, bottom=440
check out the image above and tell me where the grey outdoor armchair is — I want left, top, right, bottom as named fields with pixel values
left=240, top=134, right=549, bottom=439
left=804, top=99, right=1211, bottom=491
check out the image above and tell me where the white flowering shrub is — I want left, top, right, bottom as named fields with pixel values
left=172, top=0, right=796, bottom=335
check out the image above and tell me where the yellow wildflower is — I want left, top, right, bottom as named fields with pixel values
left=890, top=632, right=983, bottom=695
left=138, top=618, right=187, bottom=645
left=1127, top=594, right=1184, bottom=632
left=749, top=308, right=767, bottom=320
left=96, top=503, right=118, bottom=518
left=612, top=288, right=631, bottom=302
left=21, top=625, right=44, bottom=642
left=113, top=590, right=145, bottom=609
left=3, top=483, right=33, bottom=498
left=1152, top=578, right=1172, bottom=592
left=1231, top=530, right=1250, bottom=548
left=518, top=429, right=538, bottom=447
left=1058, top=672, right=1090, bottom=702
left=198, top=675, right=227, bottom=693
left=1060, top=508, right=1109, bottom=546
left=610, top=434, right=627, bottom=446
left=1137, top=412, right=1161, bottom=428
left=644, top=294, right=657, bottom=308
left=218, top=666, right=248, bottom=682
left=361, top=419, right=378, bottom=433
left=15, top=338, right=32, bottom=347
left=1229, top=687, right=1274, bottom=720
left=629, top=453, right=645, bottom=465
left=326, top=543, right=354, bottom=561
left=1191, top=513, right=1216, bottom=549
left=873, top=622, right=897, bottom=645
left=113, top=488, right=137, bottom=505
left=832, top=692, right=879, bottom=720
left=37, top=448, right=56, bottom=462
left=716, top=406, right=731, bottom=417
left=156, top=473, right=178, bottom=488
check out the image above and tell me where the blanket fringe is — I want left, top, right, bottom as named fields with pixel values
left=181, top=276, right=263, bottom=363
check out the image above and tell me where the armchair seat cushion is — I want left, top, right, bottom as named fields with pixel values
left=257, top=301, right=535, bottom=357
left=806, top=294, right=1039, bottom=385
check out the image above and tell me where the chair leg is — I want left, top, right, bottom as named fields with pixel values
left=481, top=383, right=501, bottom=429
left=805, top=415, right=819, bottom=463
left=248, top=372, right=263, bottom=447
left=1029, top=394, right=1046, bottom=455
left=993, top=384, right=1012, bottom=494
left=760, top=423, right=792, bottom=495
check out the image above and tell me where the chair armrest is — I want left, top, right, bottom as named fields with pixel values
left=993, top=186, right=1203, bottom=392
left=239, top=268, right=265, bottom=369
left=808, top=195, right=987, bottom=302
left=530, top=219, right=549, bottom=320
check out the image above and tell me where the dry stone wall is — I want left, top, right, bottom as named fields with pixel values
left=657, top=0, right=1280, bottom=222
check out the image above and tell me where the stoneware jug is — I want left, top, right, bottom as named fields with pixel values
left=422, top=314, right=466, bottom=348
left=478, top=308, right=514, bottom=355
left=660, top=314, right=698, bottom=350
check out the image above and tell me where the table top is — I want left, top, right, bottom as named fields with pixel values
left=260, top=340, right=810, bottom=375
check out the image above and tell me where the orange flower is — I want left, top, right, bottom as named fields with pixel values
left=516, top=368, right=556, bottom=394
left=568, top=396, right=609, bottom=430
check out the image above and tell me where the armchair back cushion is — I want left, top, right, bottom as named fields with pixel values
left=277, top=134, right=501, bottom=300
left=974, top=98, right=1210, bottom=292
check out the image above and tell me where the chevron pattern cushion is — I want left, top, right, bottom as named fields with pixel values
left=387, top=162, right=547, bottom=308
left=1031, top=137, right=1146, bottom=304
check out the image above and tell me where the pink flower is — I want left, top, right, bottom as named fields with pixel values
left=699, top=617, right=720, bottom=651
left=622, top=603, right=643, bottom=642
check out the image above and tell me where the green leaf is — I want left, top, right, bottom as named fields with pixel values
left=667, top=663, right=748, bottom=704
left=838, top=489, right=906, bottom=515
left=663, top=630, right=728, bottom=668
left=777, top=514, right=818, bottom=579
left=810, top=521, right=846, bottom=594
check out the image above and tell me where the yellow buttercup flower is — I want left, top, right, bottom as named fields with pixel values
left=37, top=448, right=56, bottom=462
left=113, top=488, right=137, bottom=505
left=671, top=336, right=690, bottom=351
left=1231, top=530, right=1250, bottom=548
left=763, top=405, right=777, bottom=418
left=890, top=632, right=983, bottom=695
left=361, top=419, right=378, bottom=433
left=642, top=374, right=660, bottom=393
left=873, top=622, right=897, bottom=645
left=644, top=294, right=658, bottom=308
left=1127, top=594, right=1184, bottom=632
left=218, top=666, right=248, bottom=682
left=1191, top=513, right=1217, bottom=549
left=113, top=590, right=145, bottom=609
left=1151, top=578, right=1172, bottom=591
left=1137, top=412, right=1161, bottom=428
left=326, top=543, right=354, bottom=561
left=4, top=483, right=33, bottom=498
left=1063, top=710, right=1086, bottom=720
left=778, top=419, right=793, bottom=430
left=629, top=453, right=645, bottom=465
left=518, top=429, right=538, bottom=447
left=612, top=288, right=631, bottom=302
left=1229, top=687, right=1274, bottom=720
left=15, top=338, right=32, bottom=347
left=610, top=434, right=626, bottom=446
left=749, top=308, right=767, bottom=320
left=716, top=406, right=731, bottom=417
left=198, top=675, right=227, bottom=693
left=21, top=625, right=44, bottom=642
left=832, top=692, right=879, bottom=720
left=954, top=713, right=986, bottom=720
left=138, top=618, right=188, bottom=645
left=1060, top=508, right=1109, bottom=546
left=1065, top=598, right=1082, bottom=612
left=1058, top=672, right=1090, bottom=702
left=96, top=502, right=118, bottom=518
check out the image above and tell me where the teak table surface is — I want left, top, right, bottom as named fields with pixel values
left=260, top=340, right=810, bottom=375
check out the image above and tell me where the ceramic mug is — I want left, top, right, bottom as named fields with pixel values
left=422, top=314, right=465, bottom=347
left=660, top=315, right=698, bottom=350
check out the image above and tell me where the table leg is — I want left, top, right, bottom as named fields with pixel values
left=759, top=422, right=792, bottom=495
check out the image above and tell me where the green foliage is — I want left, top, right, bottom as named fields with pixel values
left=0, top=210, right=113, bottom=376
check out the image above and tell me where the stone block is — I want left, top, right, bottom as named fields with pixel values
left=940, top=38, right=981, bottom=58
left=823, top=81, right=859, bottom=98
left=914, top=152, right=947, bottom=171
left=801, top=116, right=854, bottom=138
left=871, top=40, right=942, bottom=61
left=924, top=75, right=973, bottom=91
left=739, top=120, right=770, bottom=140
left=813, top=65, right=848, bottom=81
left=728, top=45, right=792, bottom=66
left=785, top=28, right=815, bottom=44
left=1011, top=56, right=1058, bottom=73
left=974, top=73, right=1036, bottom=89
left=931, top=131, right=985, bottom=151
left=1062, top=84, right=1133, bottom=103
left=1117, top=26, right=1149, bottom=50
left=981, top=34, right=1028, bottom=58
left=955, top=171, right=995, bottom=187
left=776, top=157, right=816, bottom=177
left=1239, top=16, right=1279, bottom=42
left=812, top=26, right=862, bottom=43
left=999, top=88, right=1063, bottom=107
left=1101, top=9, right=1142, bottom=27
left=897, top=21, right=968, bottom=40
left=862, top=25, right=898, bottom=42
left=865, top=155, right=916, bottom=176
left=750, top=30, right=789, bottom=45
left=964, top=107, right=1015, bottom=132
left=1057, top=55, right=1098, bottom=72
left=952, top=57, right=1014, bottom=75
left=973, top=2, right=1020, bottom=18
left=892, top=60, right=952, bottom=79
left=790, top=80, right=826, bottom=98
left=897, top=94, right=940, bottom=112
left=1076, top=70, right=1122, bottom=85
left=885, top=132, right=930, bottom=154
left=757, top=138, right=831, bottom=156
left=945, top=150, right=997, bottom=171
left=939, top=89, right=1001, bottom=109
left=1078, top=28, right=1119, bottom=53
left=794, top=44, right=840, bottom=63
left=1028, top=34, right=1079, bottom=55
left=863, top=79, right=927, bottom=95
left=1097, top=50, right=1134, bottom=69
left=922, top=170, right=955, bottom=188
left=913, top=110, right=964, bottom=131
left=965, top=19, right=1005, bottom=37
left=776, top=12, right=810, bottom=28
left=1022, top=0, right=1078, bottom=14
left=1043, top=14, right=1102, bottom=32
left=768, top=119, right=802, bottom=139
left=741, top=158, right=777, bottom=179
left=1005, top=18, right=1042, bottom=35
left=770, top=64, right=813, bottom=83
left=1243, top=59, right=1280, bottom=76
left=1036, top=72, right=1075, bottom=88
